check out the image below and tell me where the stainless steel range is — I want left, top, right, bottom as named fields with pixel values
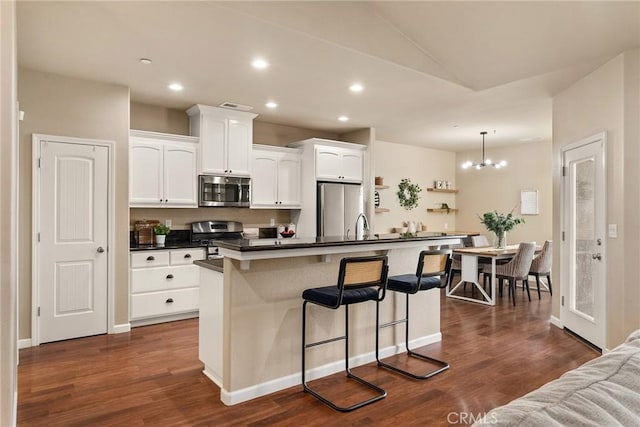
left=190, top=221, right=244, bottom=259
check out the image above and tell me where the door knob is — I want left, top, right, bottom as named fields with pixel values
left=97, top=246, right=105, bottom=253
left=592, top=253, right=602, bottom=260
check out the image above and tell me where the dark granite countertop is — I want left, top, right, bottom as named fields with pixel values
left=214, top=232, right=467, bottom=252
left=194, top=259, right=224, bottom=273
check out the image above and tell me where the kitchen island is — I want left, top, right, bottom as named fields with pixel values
left=197, top=233, right=465, bottom=406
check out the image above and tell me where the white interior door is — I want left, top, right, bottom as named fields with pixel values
left=38, top=140, right=109, bottom=343
left=561, top=133, right=606, bottom=350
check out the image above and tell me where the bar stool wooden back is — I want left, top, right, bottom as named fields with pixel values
left=376, top=249, right=451, bottom=379
left=301, top=255, right=389, bottom=412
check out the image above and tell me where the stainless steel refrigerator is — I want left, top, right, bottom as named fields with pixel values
left=317, top=182, right=364, bottom=237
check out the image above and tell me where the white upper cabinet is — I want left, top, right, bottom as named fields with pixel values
left=129, top=130, right=198, bottom=208
left=251, top=145, right=301, bottom=208
left=315, top=146, right=363, bottom=183
left=187, top=104, right=257, bottom=177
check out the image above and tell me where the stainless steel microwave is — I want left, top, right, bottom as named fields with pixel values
left=199, top=175, right=250, bottom=207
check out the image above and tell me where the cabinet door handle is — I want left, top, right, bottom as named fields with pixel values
left=184, top=253, right=192, bottom=259
left=165, top=199, right=168, bottom=202
left=160, top=199, right=163, bottom=202
left=166, top=298, right=174, bottom=304
left=146, top=256, right=155, bottom=261
left=166, top=274, right=174, bottom=279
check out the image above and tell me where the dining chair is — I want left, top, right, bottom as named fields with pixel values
left=529, top=240, right=552, bottom=298
left=471, top=235, right=490, bottom=247
left=483, top=242, right=536, bottom=306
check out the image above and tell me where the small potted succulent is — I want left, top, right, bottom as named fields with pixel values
left=153, top=223, right=170, bottom=247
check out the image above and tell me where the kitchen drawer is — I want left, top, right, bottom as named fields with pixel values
left=170, top=248, right=205, bottom=265
left=131, top=287, right=199, bottom=320
left=131, top=265, right=200, bottom=293
left=131, top=251, right=170, bottom=268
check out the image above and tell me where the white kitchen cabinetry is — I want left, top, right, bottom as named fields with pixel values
left=251, top=145, right=302, bottom=208
left=186, top=104, right=257, bottom=177
left=130, top=248, right=206, bottom=326
left=129, top=130, right=198, bottom=208
left=315, top=146, right=363, bottom=183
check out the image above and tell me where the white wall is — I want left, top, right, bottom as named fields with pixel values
left=553, top=49, right=640, bottom=348
left=455, top=141, right=553, bottom=245
left=373, top=140, right=456, bottom=234
left=0, top=0, right=18, bottom=424
left=18, top=69, right=130, bottom=338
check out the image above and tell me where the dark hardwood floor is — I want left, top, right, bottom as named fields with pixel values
left=18, top=289, right=599, bottom=426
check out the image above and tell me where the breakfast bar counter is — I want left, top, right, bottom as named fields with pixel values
left=197, top=233, right=464, bottom=406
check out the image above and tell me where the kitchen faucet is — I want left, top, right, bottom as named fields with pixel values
left=355, top=213, right=369, bottom=240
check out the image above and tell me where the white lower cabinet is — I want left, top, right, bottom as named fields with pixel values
left=130, top=248, right=205, bottom=325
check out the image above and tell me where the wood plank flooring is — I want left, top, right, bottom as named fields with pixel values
left=18, top=290, right=599, bottom=426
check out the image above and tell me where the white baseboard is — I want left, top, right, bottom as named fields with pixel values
left=130, top=311, right=198, bottom=328
left=111, top=323, right=131, bottom=334
left=549, top=315, right=562, bottom=329
left=18, top=338, right=32, bottom=349
left=202, top=367, right=223, bottom=388
left=219, top=332, right=442, bottom=406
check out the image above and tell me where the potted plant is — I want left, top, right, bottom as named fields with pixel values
left=478, top=208, right=524, bottom=249
left=153, top=223, right=170, bottom=247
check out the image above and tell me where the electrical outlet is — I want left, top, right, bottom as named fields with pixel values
left=165, top=219, right=172, bottom=228
left=608, top=223, right=617, bottom=238
left=444, top=223, right=449, bottom=230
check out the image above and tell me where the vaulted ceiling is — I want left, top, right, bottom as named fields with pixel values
left=16, top=1, right=640, bottom=150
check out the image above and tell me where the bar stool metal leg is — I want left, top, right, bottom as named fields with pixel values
left=302, top=302, right=386, bottom=412
left=375, top=294, right=449, bottom=380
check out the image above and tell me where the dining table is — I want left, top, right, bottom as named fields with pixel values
left=449, top=244, right=541, bottom=306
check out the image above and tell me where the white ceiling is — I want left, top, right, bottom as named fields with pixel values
left=16, top=1, right=640, bottom=151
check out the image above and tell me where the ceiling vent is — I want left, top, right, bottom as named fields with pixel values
left=219, top=102, right=253, bottom=111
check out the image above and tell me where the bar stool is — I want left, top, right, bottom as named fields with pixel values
left=376, top=249, right=451, bottom=379
left=302, top=255, right=389, bottom=412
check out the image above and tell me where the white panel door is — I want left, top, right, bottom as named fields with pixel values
left=251, top=152, right=278, bottom=207
left=164, top=144, right=197, bottom=207
left=39, top=140, right=108, bottom=343
left=227, top=119, right=252, bottom=176
left=341, top=150, right=364, bottom=183
left=561, top=133, right=606, bottom=350
left=278, top=154, right=301, bottom=207
left=129, top=140, right=163, bottom=206
left=201, top=114, right=226, bottom=174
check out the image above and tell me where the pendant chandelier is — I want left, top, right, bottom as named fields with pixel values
left=461, top=131, right=507, bottom=169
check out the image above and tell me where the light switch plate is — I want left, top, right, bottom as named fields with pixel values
left=608, top=223, right=617, bottom=238
left=165, top=219, right=172, bottom=227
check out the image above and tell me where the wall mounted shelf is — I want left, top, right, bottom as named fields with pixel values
left=375, top=208, right=390, bottom=213
left=427, top=188, right=458, bottom=194
left=375, top=184, right=390, bottom=190
left=427, top=208, right=458, bottom=214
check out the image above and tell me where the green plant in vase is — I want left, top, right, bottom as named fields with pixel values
left=478, top=208, right=524, bottom=249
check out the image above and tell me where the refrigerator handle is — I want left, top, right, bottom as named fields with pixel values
left=319, top=184, right=325, bottom=237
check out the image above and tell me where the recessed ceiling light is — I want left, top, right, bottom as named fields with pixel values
left=349, top=83, right=364, bottom=92
left=251, top=58, right=269, bottom=69
left=139, top=58, right=152, bottom=65
left=168, top=83, right=183, bottom=92
left=338, top=116, right=349, bottom=122
left=265, top=101, right=278, bottom=109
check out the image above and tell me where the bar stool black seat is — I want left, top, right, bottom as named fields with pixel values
left=302, top=255, right=389, bottom=412
left=376, top=249, right=451, bottom=380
